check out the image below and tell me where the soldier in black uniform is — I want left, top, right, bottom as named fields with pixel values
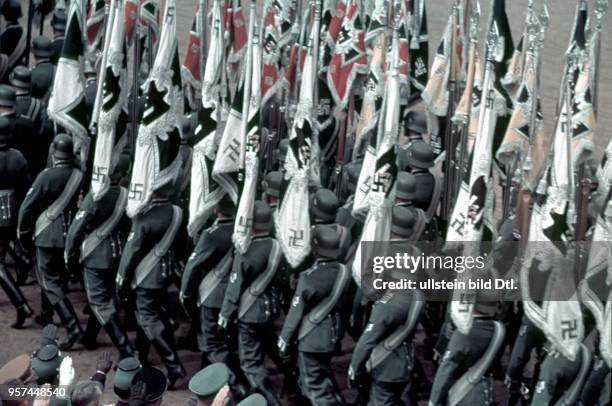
left=278, top=226, right=351, bottom=405
left=310, top=188, right=351, bottom=260
left=429, top=300, right=503, bottom=405
left=64, top=153, right=133, bottom=359
left=116, top=188, right=186, bottom=389
left=0, top=85, right=34, bottom=163
left=17, top=134, right=84, bottom=350
left=30, top=36, right=55, bottom=102
left=218, top=201, right=283, bottom=405
left=395, top=172, right=427, bottom=241
left=180, top=195, right=246, bottom=390
left=399, top=140, right=438, bottom=212
left=0, top=0, right=27, bottom=82
left=50, top=9, right=67, bottom=66
left=10, top=66, right=50, bottom=177
left=0, top=116, right=33, bottom=328
left=402, top=110, right=428, bottom=144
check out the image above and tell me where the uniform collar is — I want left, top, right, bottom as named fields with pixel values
left=412, top=168, right=428, bottom=175
left=314, top=258, right=335, bottom=265
left=252, top=232, right=270, bottom=240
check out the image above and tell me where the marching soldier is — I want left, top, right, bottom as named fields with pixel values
left=50, top=9, right=67, bottom=66
left=218, top=201, right=283, bottom=405
left=30, top=36, right=55, bottom=102
left=399, top=140, right=440, bottom=210
left=0, top=0, right=27, bottom=82
left=9, top=65, right=50, bottom=177
left=278, top=226, right=352, bottom=405
left=399, top=140, right=442, bottom=241
left=64, top=153, right=134, bottom=359
left=395, top=172, right=427, bottom=241
left=0, top=115, right=33, bottom=329
left=17, top=133, right=84, bottom=350
left=429, top=300, right=504, bottom=405
left=115, top=187, right=186, bottom=389
left=310, top=188, right=351, bottom=259
left=180, top=195, right=247, bottom=391
left=0, top=84, right=35, bottom=168
left=402, top=111, right=428, bottom=144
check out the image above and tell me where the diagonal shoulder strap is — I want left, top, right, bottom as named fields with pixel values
left=80, top=187, right=128, bottom=261
left=198, top=248, right=234, bottom=306
left=448, top=321, right=506, bottom=406
left=298, top=264, right=350, bottom=340
left=366, top=293, right=425, bottom=372
left=35, top=169, right=83, bottom=237
left=131, top=205, right=182, bottom=288
left=238, top=240, right=282, bottom=319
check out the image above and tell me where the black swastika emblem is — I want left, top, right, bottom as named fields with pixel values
left=128, top=183, right=145, bottom=201
left=289, top=229, right=304, bottom=247
left=561, top=319, right=578, bottom=340
left=237, top=216, right=252, bottom=235
left=371, top=173, right=390, bottom=193
left=224, top=138, right=241, bottom=162
left=451, top=213, right=467, bottom=236
left=92, top=166, right=108, bottom=183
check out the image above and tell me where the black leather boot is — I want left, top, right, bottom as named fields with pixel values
left=0, top=266, right=33, bottom=328
left=151, top=332, right=185, bottom=389
left=36, top=293, right=55, bottom=326
left=79, top=316, right=101, bottom=349
left=104, top=316, right=134, bottom=359
left=55, top=298, right=84, bottom=350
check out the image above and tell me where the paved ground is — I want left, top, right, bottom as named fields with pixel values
left=2, top=0, right=612, bottom=404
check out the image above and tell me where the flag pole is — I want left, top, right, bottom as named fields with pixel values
left=592, top=0, right=608, bottom=116
left=130, top=0, right=142, bottom=155
left=25, top=0, right=34, bottom=66
left=90, top=0, right=117, bottom=136
left=238, top=1, right=256, bottom=182
left=441, top=1, right=460, bottom=226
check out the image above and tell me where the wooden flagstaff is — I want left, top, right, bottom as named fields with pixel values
left=130, top=0, right=142, bottom=155
left=441, top=1, right=460, bottom=225
left=89, top=0, right=116, bottom=136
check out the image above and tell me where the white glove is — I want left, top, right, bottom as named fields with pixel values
left=58, top=356, right=75, bottom=388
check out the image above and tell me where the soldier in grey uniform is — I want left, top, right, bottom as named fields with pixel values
left=0, top=115, right=33, bottom=328
left=262, top=170, right=282, bottom=210
left=30, top=36, right=55, bottom=102
left=17, top=134, right=84, bottom=350
left=64, top=153, right=133, bottom=359
left=399, top=140, right=439, bottom=213
left=116, top=187, right=186, bottom=389
left=180, top=195, right=245, bottom=389
left=348, top=206, right=423, bottom=406
left=218, top=201, right=283, bottom=405
left=278, top=226, right=351, bottom=405
left=395, top=172, right=427, bottom=241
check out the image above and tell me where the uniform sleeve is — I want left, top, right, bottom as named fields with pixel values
left=279, top=274, right=309, bottom=344
left=219, top=253, right=246, bottom=321
left=180, top=234, right=216, bottom=300
left=64, top=194, right=94, bottom=264
left=349, top=302, right=393, bottom=376
left=15, top=155, right=31, bottom=203
left=17, top=173, right=46, bottom=245
left=116, top=219, right=147, bottom=288
left=428, top=333, right=470, bottom=405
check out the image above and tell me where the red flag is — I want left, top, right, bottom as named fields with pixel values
left=227, top=0, right=247, bottom=67
left=327, top=0, right=367, bottom=108
left=261, top=1, right=280, bottom=104
left=86, top=0, right=110, bottom=52
left=181, top=7, right=202, bottom=110
left=124, top=0, right=160, bottom=45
